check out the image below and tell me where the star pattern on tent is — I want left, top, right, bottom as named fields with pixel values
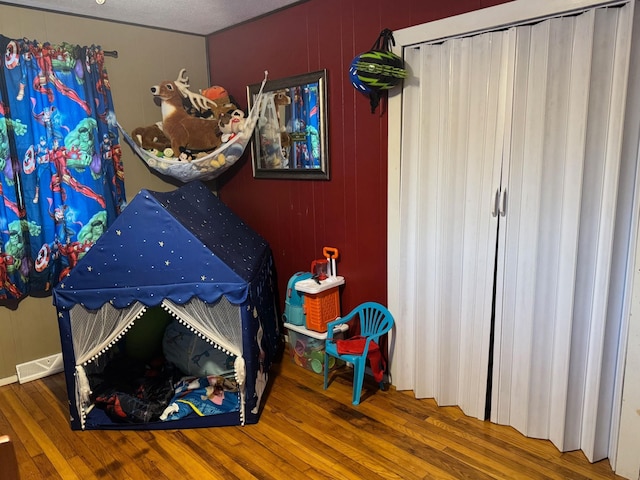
left=56, top=182, right=270, bottom=307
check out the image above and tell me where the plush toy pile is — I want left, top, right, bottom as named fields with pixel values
left=132, top=69, right=245, bottom=160
left=121, top=69, right=266, bottom=182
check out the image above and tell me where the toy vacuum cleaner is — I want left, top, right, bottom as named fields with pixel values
left=283, top=271, right=313, bottom=326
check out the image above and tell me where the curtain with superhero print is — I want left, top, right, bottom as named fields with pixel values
left=291, top=83, right=320, bottom=169
left=0, top=36, right=125, bottom=307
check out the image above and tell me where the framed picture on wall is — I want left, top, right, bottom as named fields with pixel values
left=247, top=69, right=329, bottom=180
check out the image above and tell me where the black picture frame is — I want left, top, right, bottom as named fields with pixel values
left=247, top=69, right=329, bottom=180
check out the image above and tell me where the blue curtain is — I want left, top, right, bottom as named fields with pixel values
left=0, top=37, right=125, bottom=307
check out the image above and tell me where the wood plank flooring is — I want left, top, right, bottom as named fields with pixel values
left=0, top=353, right=626, bottom=479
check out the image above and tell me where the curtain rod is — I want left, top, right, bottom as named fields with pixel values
left=103, top=50, right=118, bottom=58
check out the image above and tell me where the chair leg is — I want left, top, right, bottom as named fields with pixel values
left=352, top=361, right=364, bottom=405
left=323, top=352, right=329, bottom=390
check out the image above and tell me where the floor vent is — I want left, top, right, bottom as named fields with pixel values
left=16, top=353, right=63, bottom=384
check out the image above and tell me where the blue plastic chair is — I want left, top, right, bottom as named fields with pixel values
left=323, top=302, right=394, bottom=405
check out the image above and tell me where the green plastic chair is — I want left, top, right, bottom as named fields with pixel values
left=323, top=302, right=394, bottom=405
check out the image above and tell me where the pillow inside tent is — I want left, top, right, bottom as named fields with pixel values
left=162, top=320, right=236, bottom=378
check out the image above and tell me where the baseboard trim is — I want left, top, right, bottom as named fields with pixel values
left=0, top=375, right=18, bottom=387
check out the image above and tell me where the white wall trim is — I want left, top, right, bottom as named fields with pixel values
left=0, top=375, right=18, bottom=387
left=392, top=0, right=628, bottom=48
left=614, top=7, right=640, bottom=470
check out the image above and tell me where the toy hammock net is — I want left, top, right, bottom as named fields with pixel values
left=119, top=73, right=269, bottom=183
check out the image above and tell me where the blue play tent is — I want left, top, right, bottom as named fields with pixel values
left=53, top=181, right=279, bottom=430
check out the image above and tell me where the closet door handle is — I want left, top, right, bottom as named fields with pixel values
left=492, top=189, right=500, bottom=217
left=499, top=188, right=507, bottom=216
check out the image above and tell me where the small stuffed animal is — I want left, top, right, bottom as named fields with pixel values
left=218, top=109, right=246, bottom=143
left=273, top=89, right=292, bottom=108
left=199, top=85, right=242, bottom=120
left=280, top=131, right=292, bottom=149
left=200, top=376, right=235, bottom=405
left=201, top=85, right=229, bottom=103
left=177, top=148, right=194, bottom=162
left=259, top=121, right=284, bottom=168
left=131, top=122, right=171, bottom=151
left=186, top=86, right=229, bottom=119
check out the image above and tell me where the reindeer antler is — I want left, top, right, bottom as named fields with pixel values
left=173, top=68, right=218, bottom=113
left=176, top=68, right=190, bottom=87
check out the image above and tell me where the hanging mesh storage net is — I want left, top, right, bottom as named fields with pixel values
left=119, top=72, right=269, bottom=183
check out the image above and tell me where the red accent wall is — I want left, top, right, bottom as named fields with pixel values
left=207, top=0, right=513, bottom=315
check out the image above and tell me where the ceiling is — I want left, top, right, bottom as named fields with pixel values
left=2, top=0, right=304, bottom=36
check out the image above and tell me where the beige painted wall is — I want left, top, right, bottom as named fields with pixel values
left=0, top=5, right=209, bottom=380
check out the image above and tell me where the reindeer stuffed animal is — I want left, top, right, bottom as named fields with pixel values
left=150, top=70, right=222, bottom=155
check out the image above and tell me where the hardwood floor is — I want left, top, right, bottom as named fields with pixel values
left=0, top=353, right=626, bottom=480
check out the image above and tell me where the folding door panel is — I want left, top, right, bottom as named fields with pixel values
left=396, top=30, right=511, bottom=419
left=492, top=5, right=635, bottom=460
left=390, top=0, right=640, bottom=467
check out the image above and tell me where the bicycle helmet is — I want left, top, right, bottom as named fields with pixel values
left=350, top=29, right=407, bottom=113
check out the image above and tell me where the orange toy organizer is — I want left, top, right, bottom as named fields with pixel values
left=295, top=247, right=344, bottom=333
left=304, top=288, right=341, bottom=332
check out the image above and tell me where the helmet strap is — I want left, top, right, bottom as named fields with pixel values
left=372, top=28, right=395, bottom=52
